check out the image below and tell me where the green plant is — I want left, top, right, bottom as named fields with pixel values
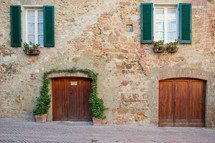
left=33, top=74, right=51, bottom=115
left=152, top=40, right=164, bottom=47
left=30, top=41, right=41, bottom=49
left=33, top=68, right=108, bottom=119
left=23, top=42, right=30, bottom=49
left=165, top=39, right=180, bottom=52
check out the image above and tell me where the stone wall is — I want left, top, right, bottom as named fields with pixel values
left=0, top=0, right=214, bottom=127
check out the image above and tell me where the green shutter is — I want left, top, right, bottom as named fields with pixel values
left=43, top=6, right=54, bottom=47
left=141, top=3, right=153, bottom=44
left=10, top=5, right=21, bottom=47
left=179, top=3, right=192, bottom=44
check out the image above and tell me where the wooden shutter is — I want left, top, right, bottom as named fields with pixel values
left=179, top=3, right=192, bottom=44
left=141, top=3, right=153, bottom=44
left=43, top=6, right=54, bottom=47
left=10, top=5, right=21, bottom=47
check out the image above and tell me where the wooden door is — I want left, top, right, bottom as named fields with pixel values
left=159, top=78, right=206, bottom=127
left=52, top=78, right=92, bottom=121
left=67, top=78, right=92, bottom=121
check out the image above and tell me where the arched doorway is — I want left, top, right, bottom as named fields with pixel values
left=52, top=77, right=93, bottom=121
left=159, top=78, right=206, bottom=127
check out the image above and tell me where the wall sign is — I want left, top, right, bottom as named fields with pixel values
left=71, top=81, right=77, bottom=86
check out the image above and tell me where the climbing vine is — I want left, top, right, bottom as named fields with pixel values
left=33, top=68, right=107, bottom=119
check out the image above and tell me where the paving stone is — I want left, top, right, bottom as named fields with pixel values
left=0, top=119, right=215, bottom=143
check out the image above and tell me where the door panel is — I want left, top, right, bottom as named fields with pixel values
left=189, top=80, right=205, bottom=124
left=67, top=78, right=79, bottom=120
left=174, top=80, right=189, bottom=124
left=159, top=80, right=174, bottom=126
left=159, top=78, right=206, bottom=127
left=52, top=79, right=67, bottom=121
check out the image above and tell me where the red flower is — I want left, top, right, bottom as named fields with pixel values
left=161, top=44, right=163, bottom=45
left=179, top=39, right=180, bottom=41
left=167, top=51, right=169, bottom=54
left=40, top=47, right=42, bottom=48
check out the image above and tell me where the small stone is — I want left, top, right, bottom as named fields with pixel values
left=93, top=27, right=101, bottom=35
left=121, top=81, right=129, bottom=86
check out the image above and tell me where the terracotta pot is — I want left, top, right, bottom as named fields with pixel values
left=25, top=48, right=30, bottom=53
left=92, top=117, right=102, bottom=126
left=33, top=49, right=39, bottom=53
left=34, top=114, right=47, bottom=123
left=159, top=46, right=164, bottom=50
left=153, top=46, right=159, bottom=51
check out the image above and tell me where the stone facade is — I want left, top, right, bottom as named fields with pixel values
left=0, top=0, right=215, bottom=127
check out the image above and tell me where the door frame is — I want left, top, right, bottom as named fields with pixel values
left=147, top=69, right=213, bottom=127
left=158, top=78, right=206, bottom=127
left=45, top=72, right=93, bottom=121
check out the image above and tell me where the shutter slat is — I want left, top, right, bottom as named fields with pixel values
left=141, top=3, right=153, bottom=44
left=10, top=5, right=21, bottom=47
left=43, top=6, right=54, bottom=47
left=179, top=3, right=192, bottom=44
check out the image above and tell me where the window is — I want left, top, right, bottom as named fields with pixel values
left=26, top=9, right=44, bottom=46
left=10, top=5, right=55, bottom=47
left=141, top=3, right=192, bottom=44
left=154, top=6, right=178, bottom=43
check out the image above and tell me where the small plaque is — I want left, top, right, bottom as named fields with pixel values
left=71, top=81, right=77, bottom=86
left=126, top=24, right=133, bottom=32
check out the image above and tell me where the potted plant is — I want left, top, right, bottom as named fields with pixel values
left=89, top=96, right=108, bottom=126
left=165, top=39, right=180, bottom=53
left=23, top=41, right=41, bottom=55
left=152, top=40, right=164, bottom=53
left=33, top=75, right=51, bottom=123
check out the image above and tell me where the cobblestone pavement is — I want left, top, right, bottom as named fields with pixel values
left=0, top=119, right=215, bottom=143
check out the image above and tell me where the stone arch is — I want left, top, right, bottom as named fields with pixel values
left=148, top=68, right=215, bottom=127
left=47, top=72, right=90, bottom=79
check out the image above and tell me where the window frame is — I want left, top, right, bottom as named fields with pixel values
left=21, top=5, right=44, bottom=47
left=153, top=4, right=179, bottom=43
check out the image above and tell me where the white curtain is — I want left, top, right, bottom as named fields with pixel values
left=38, top=10, right=43, bottom=46
left=28, top=10, right=35, bottom=44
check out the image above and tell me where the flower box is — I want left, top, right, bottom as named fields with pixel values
left=24, top=48, right=40, bottom=55
left=23, top=41, right=41, bottom=56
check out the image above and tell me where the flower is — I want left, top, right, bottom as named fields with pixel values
left=179, top=39, right=180, bottom=41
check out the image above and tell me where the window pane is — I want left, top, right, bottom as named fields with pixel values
left=156, top=32, right=164, bottom=40
left=28, top=35, right=35, bottom=44
left=167, top=8, right=176, bottom=14
left=168, top=32, right=176, bottom=41
left=27, top=11, right=35, bottom=22
left=38, top=35, right=43, bottom=46
left=167, top=8, right=176, bottom=19
left=156, top=8, right=164, bottom=15
left=38, top=23, right=43, bottom=34
left=28, top=23, right=35, bottom=34
left=155, top=21, right=164, bottom=32
left=168, top=21, right=176, bottom=31
left=38, top=11, right=43, bottom=22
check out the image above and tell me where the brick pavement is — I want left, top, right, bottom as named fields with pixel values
left=0, top=119, right=215, bottom=143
